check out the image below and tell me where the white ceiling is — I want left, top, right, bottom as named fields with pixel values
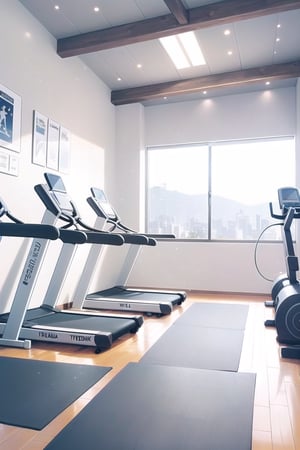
left=18, top=0, right=300, bottom=104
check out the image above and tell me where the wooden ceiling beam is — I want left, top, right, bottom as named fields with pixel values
left=57, top=0, right=300, bottom=58
left=110, top=60, right=300, bottom=105
left=163, top=0, right=189, bottom=25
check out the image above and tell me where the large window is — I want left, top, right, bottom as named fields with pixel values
left=146, top=138, right=295, bottom=240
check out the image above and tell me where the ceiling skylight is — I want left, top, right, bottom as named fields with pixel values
left=159, top=31, right=206, bottom=70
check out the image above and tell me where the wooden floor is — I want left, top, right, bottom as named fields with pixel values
left=0, top=292, right=299, bottom=450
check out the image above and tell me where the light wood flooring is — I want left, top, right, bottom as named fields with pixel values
left=0, top=292, right=299, bottom=450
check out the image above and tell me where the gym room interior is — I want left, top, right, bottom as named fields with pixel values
left=0, top=1, right=300, bottom=449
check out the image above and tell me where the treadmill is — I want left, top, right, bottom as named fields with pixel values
left=73, top=186, right=186, bottom=316
left=0, top=185, right=143, bottom=353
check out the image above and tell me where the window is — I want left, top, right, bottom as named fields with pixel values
left=146, top=138, right=295, bottom=240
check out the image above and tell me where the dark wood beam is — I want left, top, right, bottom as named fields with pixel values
left=164, top=0, right=189, bottom=24
left=111, top=60, right=300, bottom=105
left=57, top=0, right=300, bottom=57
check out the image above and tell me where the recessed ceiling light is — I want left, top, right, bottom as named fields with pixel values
left=265, top=81, right=270, bottom=86
left=276, top=37, right=280, bottom=42
left=163, top=96, right=167, bottom=100
left=137, top=64, right=142, bottom=69
left=224, top=29, right=231, bottom=36
left=94, top=6, right=100, bottom=12
left=203, top=90, right=207, bottom=95
left=117, top=77, right=122, bottom=81
left=227, top=50, right=233, bottom=56
left=277, top=23, right=281, bottom=28
left=24, top=31, right=31, bottom=38
left=159, top=31, right=206, bottom=70
left=54, top=5, right=60, bottom=10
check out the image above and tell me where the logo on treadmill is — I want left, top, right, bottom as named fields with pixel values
left=70, top=335, right=92, bottom=342
left=38, top=331, right=58, bottom=339
left=22, top=241, right=42, bottom=285
left=120, top=303, right=131, bottom=309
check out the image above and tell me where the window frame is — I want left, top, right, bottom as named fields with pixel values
left=145, top=136, right=295, bottom=243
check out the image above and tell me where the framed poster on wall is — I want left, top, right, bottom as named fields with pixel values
left=0, top=83, right=21, bottom=152
left=47, top=119, right=59, bottom=170
left=0, top=149, right=9, bottom=174
left=32, top=110, right=48, bottom=166
left=58, top=126, right=70, bottom=173
left=9, top=154, right=19, bottom=176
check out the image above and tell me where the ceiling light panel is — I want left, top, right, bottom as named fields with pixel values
left=159, top=35, right=190, bottom=69
left=159, top=32, right=206, bottom=70
left=178, top=32, right=206, bottom=66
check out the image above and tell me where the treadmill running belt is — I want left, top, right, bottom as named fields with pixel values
left=89, top=286, right=181, bottom=302
left=0, top=357, right=111, bottom=429
left=45, top=362, right=256, bottom=450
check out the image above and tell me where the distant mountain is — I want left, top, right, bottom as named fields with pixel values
left=148, top=186, right=270, bottom=224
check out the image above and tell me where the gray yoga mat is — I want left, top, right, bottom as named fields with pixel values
left=0, top=357, right=111, bottom=429
left=45, top=362, right=256, bottom=450
left=140, top=325, right=245, bottom=371
left=140, top=302, right=249, bottom=371
left=175, top=302, right=249, bottom=329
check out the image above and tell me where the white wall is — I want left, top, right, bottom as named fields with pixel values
left=115, top=104, right=145, bottom=228
left=145, top=88, right=295, bottom=145
left=114, top=87, right=298, bottom=294
left=0, top=0, right=116, bottom=312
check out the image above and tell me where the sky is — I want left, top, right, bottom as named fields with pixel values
left=148, top=138, right=295, bottom=205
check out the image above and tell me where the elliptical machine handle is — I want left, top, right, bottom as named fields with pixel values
left=269, top=202, right=285, bottom=220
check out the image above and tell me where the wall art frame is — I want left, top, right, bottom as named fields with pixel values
left=0, top=83, right=21, bottom=153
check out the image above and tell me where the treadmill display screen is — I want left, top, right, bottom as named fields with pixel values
left=44, top=173, right=73, bottom=212
left=91, top=188, right=117, bottom=219
left=53, top=192, right=73, bottom=213
left=45, top=173, right=66, bottom=193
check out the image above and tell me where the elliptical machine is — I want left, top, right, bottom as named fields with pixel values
left=265, top=187, right=300, bottom=359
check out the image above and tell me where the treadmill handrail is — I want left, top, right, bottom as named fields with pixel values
left=80, top=229, right=124, bottom=246
left=59, top=228, right=87, bottom=244
left=142, top=233, right=176, bottom=239
left=35, top=182, right=125, bottom=247
left=0, top=222, right=59, bottom=240
left=0, top=196, right=59, bottom=240
left=87, top=196, right=157, bottom=246
left=87, top=189, right=176, bottom=241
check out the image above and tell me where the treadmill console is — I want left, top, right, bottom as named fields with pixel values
left=278, top=187, right=300, bottom=210
left=44, top=173, right=74, bottom=213
left=90, top=188, right=118, bottom=220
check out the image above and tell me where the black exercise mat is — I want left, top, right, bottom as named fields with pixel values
left=175, top=302, right=249, bottom=329
left=140, top=325, right=245, bottom=371
left=0, top=357, right=111, bottom=430
left=45, top=362, right=256, bottom=450
left=140, top=302, right=248, bottom=371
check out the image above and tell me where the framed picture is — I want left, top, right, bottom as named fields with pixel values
left=58, top=126, right=71, bottom=173
left=32, top=110, right=48, bottom=166
left=0, top=83, right=21, bottom=152
left=9, top=154, right=19, bottom=176
left=47, top=119, right=59, bottom=170
left=0, top=149, right=9, bottom=174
